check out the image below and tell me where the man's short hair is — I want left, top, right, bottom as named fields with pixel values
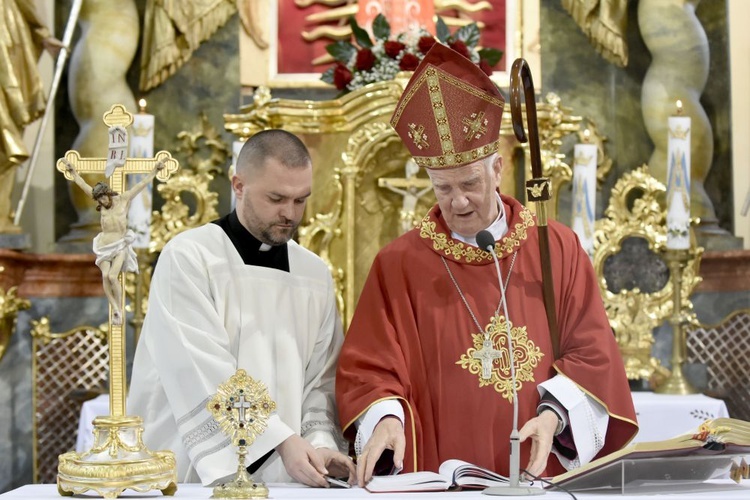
left=236, top=129, right=311, bottom=176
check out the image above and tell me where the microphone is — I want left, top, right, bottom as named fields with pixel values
left=477, top=230, right=544, bottom=497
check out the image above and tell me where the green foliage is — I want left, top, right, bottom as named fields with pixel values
left=349, top=17, right=373, bottom=48
left=372, top=14, right=391, bottom=40
left=478, top=48, right=503, bottom=67
left=436, top=17, right=450, bottom=43
left=453, top=23, right=480, bottom=48
left=321, top=67, right=335, bottom=84
left=327, top=41, right=357, bottom=62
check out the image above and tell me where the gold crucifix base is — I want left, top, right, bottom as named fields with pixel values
left=57, top=415, right=177, bottom=499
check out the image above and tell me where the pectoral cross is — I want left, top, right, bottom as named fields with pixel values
left=56, top=104, right=178, bottom=418
left=233, top=394, right=253, bottom=424
left=473, top=338, right=502, bottom=380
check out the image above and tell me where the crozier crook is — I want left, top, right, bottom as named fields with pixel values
left=510, top=58, right=560, bottom=360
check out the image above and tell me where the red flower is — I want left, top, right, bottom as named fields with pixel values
left=333, top=63, right=353, bottom=90
left=479, top=59, right=494, bottom=76
left=355, top=48, right=376, bottom=71
left=449, top=39, right=471, bottom=59
left=384, top=41, right=406, bottom=59
left=399, top=53, right=420, bottom=71
left=418, top=36, right=436, bottom=54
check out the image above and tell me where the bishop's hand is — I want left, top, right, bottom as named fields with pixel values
left=356, top=416, right=405, bottom=487
left=518, top=409, right=559, bottom=478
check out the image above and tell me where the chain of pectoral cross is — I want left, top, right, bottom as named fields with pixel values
left=442, top=252, right=518, bottom=380
left=441, top=251, right=518, bottom=334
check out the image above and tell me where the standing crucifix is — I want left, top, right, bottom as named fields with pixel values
left=378, top=158, right=433, bottom=235
left=57, top=104, right=178, bottom=418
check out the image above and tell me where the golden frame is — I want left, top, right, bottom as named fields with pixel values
left=239, top=0, right=540, bottom=89
left=592, top=165, right=702, bottom=382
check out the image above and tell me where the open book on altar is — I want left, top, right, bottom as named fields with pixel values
left=365, top=459, right=515, bottom=492
left=549, top=418, right=750, bottom=493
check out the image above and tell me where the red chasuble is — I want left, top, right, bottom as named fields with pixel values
left=336, top=194, right=638, bottom=476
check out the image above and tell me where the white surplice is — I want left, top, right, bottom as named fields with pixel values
left=128, top=223, right=345, bottom=486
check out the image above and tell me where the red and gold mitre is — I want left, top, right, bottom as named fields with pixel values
left=390, top=42, right=505, bottom=169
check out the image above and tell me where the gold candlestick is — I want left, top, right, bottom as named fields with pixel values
left=654, top=248, right=698, bottom=395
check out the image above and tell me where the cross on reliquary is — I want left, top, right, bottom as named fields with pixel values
left=233, top=394, right=253, bottom=424
left=56, top=104, right=178, bottom=418
left=473, top=337, right=502, bottom=380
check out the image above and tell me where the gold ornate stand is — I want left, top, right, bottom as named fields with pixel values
left=211, top=443, right=268, bottom=499
left=57, top=416, right=177, bottom=498
left=654, top=248, right=698, bottom=395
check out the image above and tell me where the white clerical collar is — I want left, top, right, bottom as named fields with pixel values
left=451, top=192, right=507, bottom=247
left=259, top=243, right=272, bottom=252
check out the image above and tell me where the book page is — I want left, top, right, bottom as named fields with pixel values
left=551, top=418, right=750, bottom=490
left=439, top=459, right=509, bottom=489
left=365, top=471, right=450, bottom=493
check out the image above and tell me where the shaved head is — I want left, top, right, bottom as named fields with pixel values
left=236, top=129, right=311, bottom=177
left=232, top=129, right=313, bottom=246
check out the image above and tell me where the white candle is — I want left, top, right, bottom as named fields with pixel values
left=128, top=99, right=155, bottom=249
left=666, top=100, right=691, bottom=250
left=571, top=131, right=597, bottom=257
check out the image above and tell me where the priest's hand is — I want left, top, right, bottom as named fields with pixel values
left=316, top=447, right=356, bottom=484
left=356, top=416, right=405, bottom=487
left=518, top=409, right=559, bottom=478
left=276, top=434, right=329, bottom=487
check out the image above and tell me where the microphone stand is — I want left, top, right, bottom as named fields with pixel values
left=477, top=232, right=544, bottom=497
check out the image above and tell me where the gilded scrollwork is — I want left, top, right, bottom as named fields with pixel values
left=0, top=266, right=30, bottom=364
left=576, top=119, right=613, bottom=185
left=593, top=165, right=702, bottom=381
left=149, top=112, right=224, bottom=254
left=500, top=92, right=582, bottom=220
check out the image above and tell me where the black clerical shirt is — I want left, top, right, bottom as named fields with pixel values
left=213, top=211, right=290, bottom=272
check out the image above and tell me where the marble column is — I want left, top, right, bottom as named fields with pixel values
left=58, top=0, right=138, bottom=248
left=639, top=0, right=717, bottom=232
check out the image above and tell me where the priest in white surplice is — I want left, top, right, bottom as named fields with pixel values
left=129, top=130, right=354, bottom=487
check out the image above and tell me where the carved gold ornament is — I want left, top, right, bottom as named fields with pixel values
left=593, top=165, right=702, bottom=381
left=0, top=274, right=30, bottom=364
left=456, top=314, right=543, bottom=402
left=207, top=369, right=277, bottom=446
left=207, top=369, right=277, bottom=499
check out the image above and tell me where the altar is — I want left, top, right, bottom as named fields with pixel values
left=1, top=481, right=749, bottom=499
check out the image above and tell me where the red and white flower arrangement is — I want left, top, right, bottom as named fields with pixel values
left=321, top=15, right=503, bottom=93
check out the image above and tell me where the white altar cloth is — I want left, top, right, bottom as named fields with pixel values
left=76, top=392, right=730, bottom=452
left=630, top=392, right=730, bottom=443
left=2, top=481, right=749, bottom=499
